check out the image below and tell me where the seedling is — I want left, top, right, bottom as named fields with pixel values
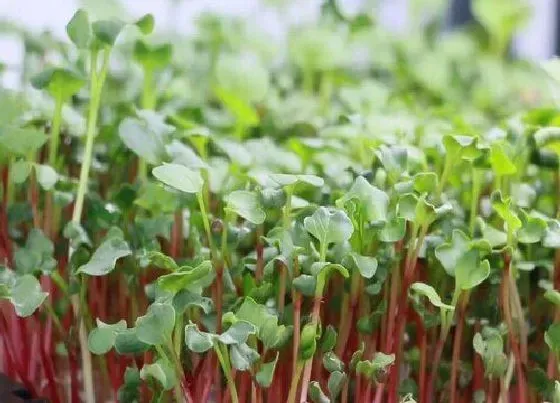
left=1, top=3, right=559, bottom=403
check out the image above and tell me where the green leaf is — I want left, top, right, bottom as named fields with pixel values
left=256, top=353, right=279, bottom=387
left=435, top=230, right=471, bottom=276
left=118, top=117, right=166, bottom=165
left=398, top=194, right=448, bottom=227
left=309, top=381, right=329, bottom=403
left=473, top=0, right=530, bottom=54
left=544, top=220, right=560, bottom=248
left=135, top=182, right=176, bottom=214
left=534, top=127, right=560, bottom=157
left=311, top=262, right=349, bottom=296
left=135, top=13, right=154, bottom=35
left=92, top=19, right=125, bottom=46
left=118, top=367, right=140, bottom=403
left=173, top=289, right=214, bottom=315
left=114, top=328, right=150, bottom=355
left=489, top=144, right=517, bottom=176
left=184, top=323, right=214, bottom=353
left=413, top=172, right=438, bottom=194
left=9, top=160, right=31, bottom=184
left=218, top=321, right=257, bottom=345
left=293, top=275, right=316, bottom=296
left=66, top=9, right=90, bottom=48
left=215, top=53, right=270, bottom=104
left=144, top=250, right=178, bottom=271
left=328, top=371, right=346, bottom=400
left=455, top=249, right=491, bottom=291
left=375, top=145, right=407, bottom=184
left=299, top=323, right=318, bottom=360
left=88, top=319, right=126, bottom=354
left=34, top=164, right=58, bottom=190
left=356, top=352, right=395, bottom=382
left=343, top=253, right=377, bottom=279
left=225, top=190, right=266, bottom=224
left=478, top=218, right=508, bottom=248
left=472, top=330, right=508, bottom=378
left=269, top=173, right=324, bottom=188
left=545, top=290, right=560, bottom=306
left=230, top=342, right=260, bottom=371
left=259, top=317, right=293, bottom=350
left=235, top=297, right=275, bottom=331
left=157, top=261, right=213, bottom=294
left=0, top=126, right=47, bottom=156
left=214, top=87, right=259, bottom=129
left=491, top=191, right=522, bottom=235
left=379, top=217, right=406, bottom=242
left=320, top=326, right=338, bottom=352
left=140, top=359, right=176, bottom=390
left=14, top=229, right=56, bottom=275
left=518, top=211, right=547, bottom=244
left=546, top=323, right=560, bottom=356
left=443, top=135, right=476, bottom=158
left=31, top=68, right=85, bottom=100
left=409, top=283, right=454, bottom=311
left=304, top=207, right=354, bottom=248
left=133, top=41, right=173, bottom=71
left=152, top=163, right=203, bottom=194
left=9, top=275, right=47, bottom=317
left=77, top=236, right=131, bottom=276
left=336, top=176, right=388, bottom=223
left=136, top=303, right=175, bottom=345
left=323, top=351, right=344, bottom=372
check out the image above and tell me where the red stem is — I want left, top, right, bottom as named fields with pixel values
left=299, top=296, right=322, bottom=402
left=171, top=209, right=183, bottom=258
left=39, top=319, right=61, bottom=403
left=425, top=333, right=447, bottom=402
left=69, top=347, right=80, bottom=403
left=473, top=320, right=484, bottom=394
left=450, top=296, right=467, bottom=403
left=278, top=266, right=287, bottom=317
left=29, top=167, right=41, bottom=229
left=255, top=225, right=264, bottom=283
left=292, top=256, right=301, bottom=378
left=416, top=315, right=427, bottom=403
left=501, top=253, right=527, bottom=403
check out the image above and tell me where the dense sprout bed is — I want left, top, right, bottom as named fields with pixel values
left=2, top=1, right=560, bottom=402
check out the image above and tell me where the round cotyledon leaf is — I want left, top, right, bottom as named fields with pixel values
left=152, top=163, right=203, bottom=194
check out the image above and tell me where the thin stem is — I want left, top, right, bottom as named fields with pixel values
left=138, top=68, right=154, bottom=181
left=196, top=192, right=217, bottom=258
left=283, top=186, right=293, bottom=230
left=335, top=269, right=360, bottom=357
left=425, top=326, right=451, bottom=403
left=256, top=224, right=264, bottom=283
left=292, top=256, right=301, bottom=378
left=69, top=47, right=112, bottom=403
left=469, top=167, right=482, bottom=236
left=450, top=293, right=469, bottom=403
left=303, top=69, right=314, bottom=95
left=43, top=299, right=64, bottom=335
left=215, top=343, right=239, bottom=403
left=501, top=253, right=527, bottom=403
left=72, top=48, right=110, bottom=223
left=44, top=96, right=63, bottom=239
left=436, top=154, right=453, bottom=197
left=287, top=361, right=304, bottom=403
left=319, top=241, right=327, bottom=263
left=299, top=296, right=322, bottom=403
left=49, top=95, right=64, bottom=167
left=6, top=157, right=16, bottom=205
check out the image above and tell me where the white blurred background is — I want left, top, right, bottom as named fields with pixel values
left=0, top=0, right=557, bottom=87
